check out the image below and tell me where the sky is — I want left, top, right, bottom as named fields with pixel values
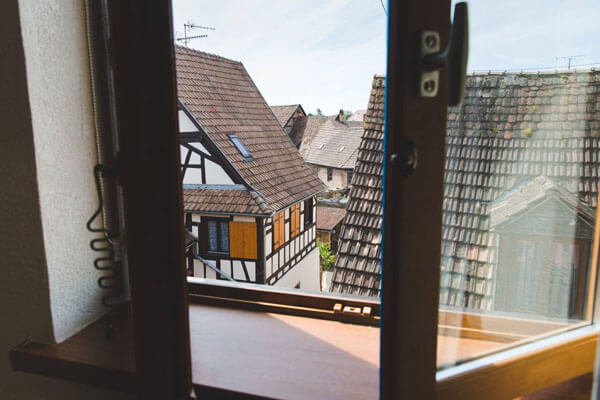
left=172, top=0, right=600, bottom=116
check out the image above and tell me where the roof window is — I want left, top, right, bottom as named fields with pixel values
left=228, top=134, right=254, bottom=161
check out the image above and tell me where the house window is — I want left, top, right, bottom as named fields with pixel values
left=327, top=167, right=333, bottom=181
left=290, top=204, right=300, bottom=238
left=228, top=134, right=254, bottom=161
left=347, top=171, right=353, bottom=186
left=273, top=212, right=285, bottom=250
left=304, top=199, right=313, bottom=227
left=229, top=221, right=257, bottom=259
left=203, top=219, right=230, bottom=254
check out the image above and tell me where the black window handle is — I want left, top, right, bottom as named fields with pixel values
left=420, top=2, right=469, bottom=106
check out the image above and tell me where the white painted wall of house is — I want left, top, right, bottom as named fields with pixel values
left=273, top=247, right=320, bottom=291
left=313, top=165, right=351, bottom=190
left=180, top=142, right=235, bottom=185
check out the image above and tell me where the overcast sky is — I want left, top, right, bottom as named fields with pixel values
left=172, top=0, right=600, bottom=115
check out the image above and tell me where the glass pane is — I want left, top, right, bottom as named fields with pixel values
left=219, top=221, right=229, bottom=253
left=438, top=0, right=600, bottom=369
left=207, top=221, right=218, bottom=252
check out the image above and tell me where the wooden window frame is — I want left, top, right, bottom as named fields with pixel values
left=200, top=217, right=230, bottom=255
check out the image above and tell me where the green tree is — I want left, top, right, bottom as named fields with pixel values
left=317, top=239, right=335, bottom=271
left=316, top=108, right=324, bottom=116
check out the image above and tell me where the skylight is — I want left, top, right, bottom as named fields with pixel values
left=228, top=134, right=254, bottom=161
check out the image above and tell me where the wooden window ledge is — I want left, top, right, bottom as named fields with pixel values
left=10, top=293, right=598, bottom=399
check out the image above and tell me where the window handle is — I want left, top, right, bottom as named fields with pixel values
left=419, top=2, right=469, bottom=106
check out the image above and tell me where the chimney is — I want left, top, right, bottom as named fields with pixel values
left=336, top=109, right=344, bottom=122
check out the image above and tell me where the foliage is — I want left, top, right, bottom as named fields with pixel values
left=316, top=108, right=324, bottom=116
left=343, top=110, right=352, bottom=120
left=317, top=239, right=335, bottom=271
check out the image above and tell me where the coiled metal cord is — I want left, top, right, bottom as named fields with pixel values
left=86, top=164, right=120, bottom=308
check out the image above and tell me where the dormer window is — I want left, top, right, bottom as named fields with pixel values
left=228, top=134, right=254, bottom=161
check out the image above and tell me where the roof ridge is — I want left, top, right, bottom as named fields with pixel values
left=175, top=45, right=242, bottom=65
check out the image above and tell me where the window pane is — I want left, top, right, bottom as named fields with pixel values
left=220, top=221, right=229, bottom=253
left=207, top=221, right=217, bottom=252
left=438, top=0, right=600, bottom=369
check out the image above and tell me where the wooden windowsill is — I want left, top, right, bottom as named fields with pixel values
left=9, top=290, right=598, bottom=399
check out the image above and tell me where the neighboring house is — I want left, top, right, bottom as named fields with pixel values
left=332, top=71, right=600, bottom=318
left=330, top=76, right=385, bottom=297
left=347, top=109, right=366, bottom=122
left=488, top=176, right=594, bottom=317
left=299, top=114, right=363, bottom=190
left=176, top=47, right=326, bottom=290
left=271, top=104, right=306, bottom=143
left=316, top=205, right=346, bottom=253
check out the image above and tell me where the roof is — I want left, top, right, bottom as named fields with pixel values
left=183, top=187, right=267, bottom=215
left=176, top=46, right=325, bottom=214
left=291, top=115, right=329, bottom=148
left=330, top=76, right=385, bottom=297
left=300, top=119, right=364, bottom=169
left=347, top=109, right=366, bottom=122
left=271, top=105, right=303, bottom=128
left=316, top=206, right=347, bottom=231
left=330, top=70, right=600, bottom=303
left=441, top=70, right=600, bottom=311
left=489, top=176, right=595, bottom=228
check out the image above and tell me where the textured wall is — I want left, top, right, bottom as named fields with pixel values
left=0, top=1, right=134, bottom=398
left=18, top=0, right=108, bottom=342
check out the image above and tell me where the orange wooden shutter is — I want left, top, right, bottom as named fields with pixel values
left=243, top=222, right=257, bottom=259
left=291, top=204, right=300, bottom=238
left=230, top=221, right=257, bottom=259
left=229, top=221, right=244, bottom=258
left=274, top=213, right=284, bottom=250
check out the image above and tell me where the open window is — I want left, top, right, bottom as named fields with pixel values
left=8, top=0, right=600, bottom=399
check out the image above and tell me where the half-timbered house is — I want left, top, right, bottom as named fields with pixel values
left=176, top=47, right=326, bottom=291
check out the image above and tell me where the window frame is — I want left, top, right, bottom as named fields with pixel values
left=304, top=198, right=313, bottom=228
left=327, top=167, right=333, bottom=182
left=70, top=0, right=600, bottom=399
left=200, top=217, right=231, bottom=255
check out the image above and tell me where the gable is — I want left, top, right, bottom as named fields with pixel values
left=175, top=46, right=325, bottom=213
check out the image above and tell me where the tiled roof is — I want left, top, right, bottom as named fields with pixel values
left=316, top=206, right=347, bottom=231
left=441, top=70, right=600, bottom=310
left=176, top=46, right=325, bottom=214
left=291, top=115, right=329, bottom=149
left=271, top=105, right=301, bottom=128
left=301, top=119, right=363, bottom=169
left=183, top=187, right=267, bottom=215
left=489, top=176, right=595, bottom=228
left=330, top=76, right=385, bottom=297
left=347, top=109, right=366, bottom=122
left=330, top=70, right=600, bottom=303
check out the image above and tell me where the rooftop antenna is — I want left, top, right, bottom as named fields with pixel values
left=176, top=22, right=215, bottom=47
left=556, top=55, right=584, bottom=70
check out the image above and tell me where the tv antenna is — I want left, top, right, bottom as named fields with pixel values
left=176, top=22, right=215, bottom=47
left=556, top=55, right=584, bottom=70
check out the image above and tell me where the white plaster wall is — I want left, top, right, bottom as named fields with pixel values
left=178, top=110, right=198, bottom=132
left=315, top=165, right=349, bottom=190
left=19, top=0, right=112, bottom=344
left=0, top=1, right=134, bottom=399
left=181, top=142, right=234, bottom=185
left=274, top=248, right=320, bottom=291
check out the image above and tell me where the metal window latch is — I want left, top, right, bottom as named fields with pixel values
left=419, top=2, right=469, bottom=106
left=333, top=303, right=372, bottom=317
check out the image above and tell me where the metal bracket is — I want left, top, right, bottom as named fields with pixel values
left=420, top=31, right=440, bottom=98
